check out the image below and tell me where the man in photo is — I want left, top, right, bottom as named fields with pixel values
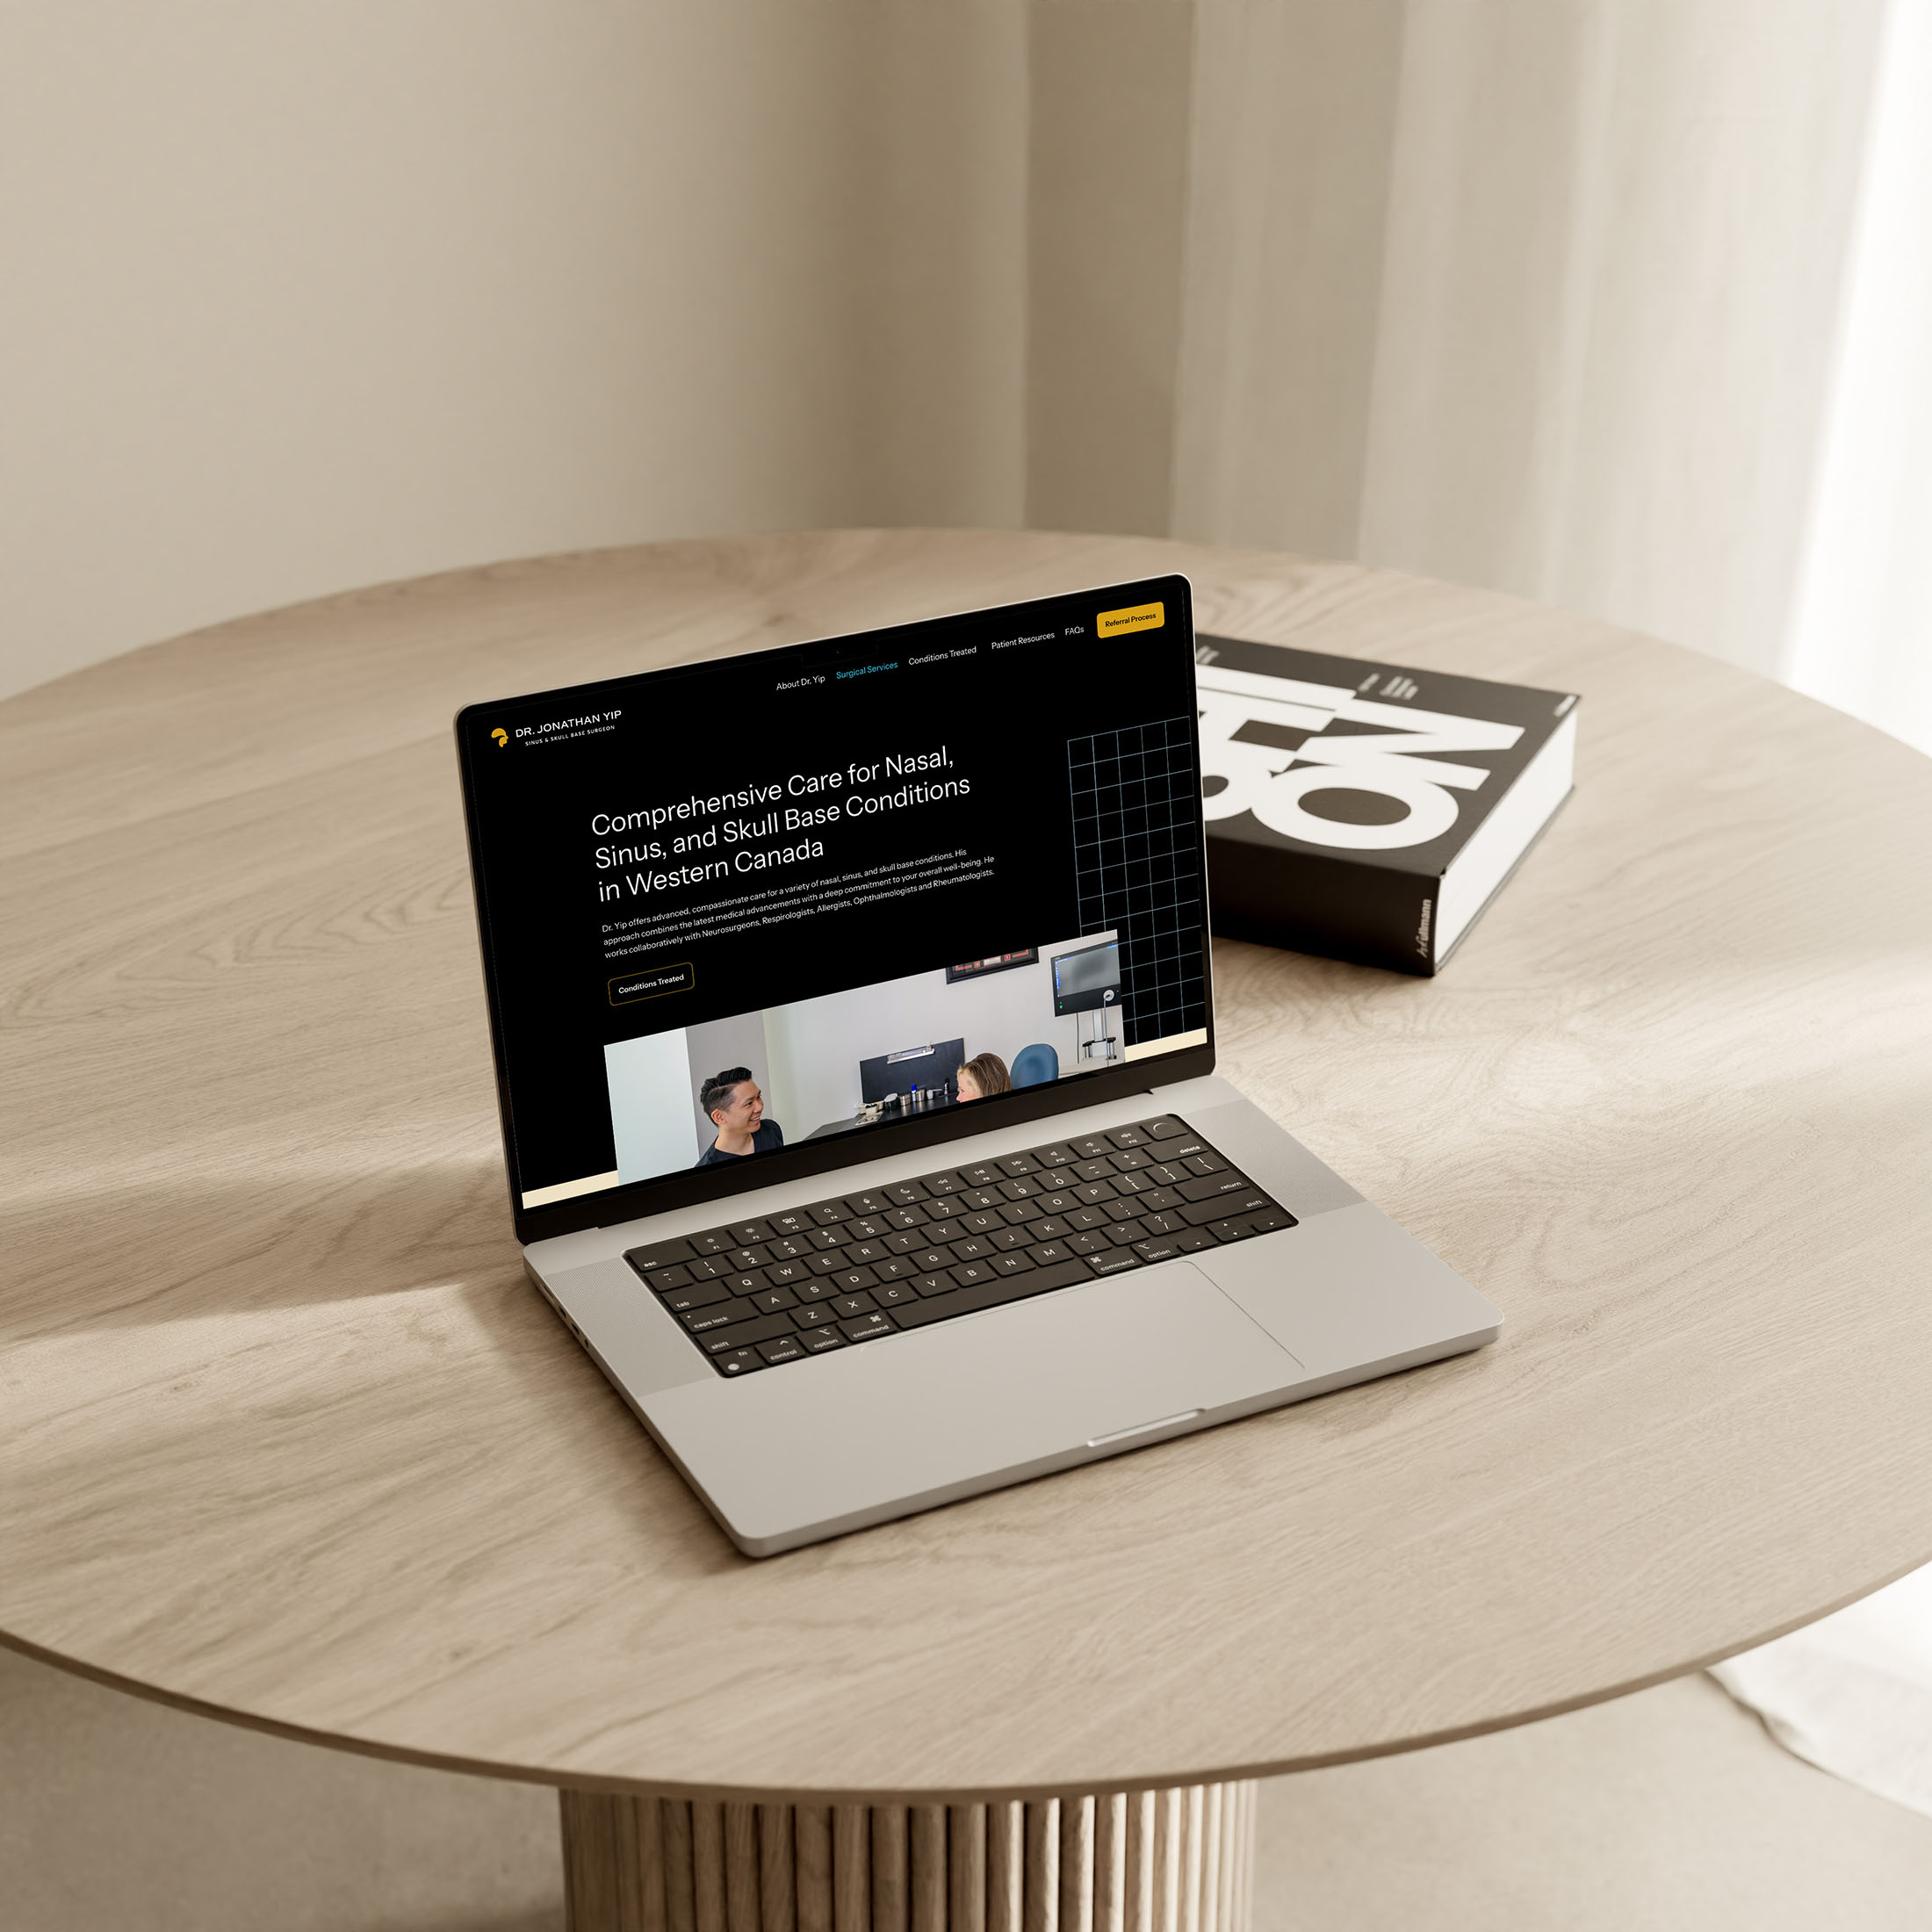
left=696, top=1067, right=785, bottom=1166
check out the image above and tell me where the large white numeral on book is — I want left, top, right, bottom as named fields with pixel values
left=1196, top=666, right=1525, bottom=851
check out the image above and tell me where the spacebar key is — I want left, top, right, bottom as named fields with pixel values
left=890, top=1258, right=1094, bottom=1330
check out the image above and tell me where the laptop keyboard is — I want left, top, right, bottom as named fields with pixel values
left=621, top=1115, right=1298, bottom=1379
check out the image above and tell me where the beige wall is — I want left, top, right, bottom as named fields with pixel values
left=4, top=2, right=1901, bottom=724
left=0, top=3, right=1033, bottom=702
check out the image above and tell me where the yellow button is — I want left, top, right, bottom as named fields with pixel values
left=1095, top=601, right=1164, bottom=638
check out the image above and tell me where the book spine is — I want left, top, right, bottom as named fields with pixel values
left=1206, top=842, right=1438, bottom=977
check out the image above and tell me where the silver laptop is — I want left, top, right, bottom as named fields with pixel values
left=455, top=574, right=1500, bottom=1556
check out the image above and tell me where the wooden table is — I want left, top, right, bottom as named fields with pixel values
left=5, top=531, right=1931, bottom=1932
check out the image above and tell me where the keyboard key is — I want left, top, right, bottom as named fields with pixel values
left=1072, top=1180, right=1118, bottom=1204
left=762, top=1260, right=809, bottom=1287
left=749, top=1287, right=799, bottom=1314
left=723, top=1272, right=763, bottom=1296
left=948, top=1260, right=996, bottom=1287
left=768, top=1208, right=814, bottom=1237
left=846, top=1240, right=890, bottom=1265
left=1247, top=1208, right=1299, bottom=1235
left=810, top=1201, right=850, bottom=1225
left=1132, top=1235, right=1184, bottom=1263
left=961, top=1187, right=1003, bottom=1211
left=1063, top=1206, right=1109, bottom=1230
left=1109, top=1171, right=1153, bottom=1196
left=1071, top=1158, right=1114, bottom=1183
left=1106, top=1127, right=1149, bottom=1149
left=766, top=1236, right=811, bottom=1262
left=624, top=1238, right=692, bottom=1273
left=924, top=1197, right=965, bottom=1222
left=1070, top=1135, right=1111, bottom=1158
left=700, top=1311, right=799, bottom=1354
left=873, top=1279, right=921, bottom=1306
left=890, top=1257, right=1093, bottom=1330
left=831, top=1267, right=879, bottom=1294
left=1139, top=1209, right=1185, bottom=1236
left=681, top=1298, right=754, bottom=1333
left=1182, top=1151, right=1228, bottom=1177
left=731, top=1220, right=775, bottom=1244
left=846, top=1190, right=892, bottom=1216
left=1179, top=1192, right=1270, bottom=1225
left=998, top=1200, right=1043, bottom=1224
left=912, top=1248, right=953, bottom=1272
left=883, top=1206, right=926, bottom=1229
left=806, top=1250, right=848, bottom=1275
left=1029, top=1143, right=1078, bottom=1167
left=997, top=1153, right=1040, bottom=1176
left=1067, top=1230, right=1110, bottom=1255
left=912, top=1272, right=952, bottom=1296
left=958, top=1164, right=1001, bottom=1188
left=840, top=1311, right=894, bottom=1343
left=1174, top=1229, right=1215, bottom=1253
left=728, top=1244, right=771, bottom=1271
left=991, top=1251, right=1034, bottom=1275
left=713, top=1347, right=765, bottom=1377
left=874, top=1255, right=915, bottom=1280
left=833, top=1291, right=878, bottom=1317
left=849, top=1216, right=890, bottom=1241
left=646, top=1262, right=694, bottom=1292
left=1031, top=1217, right=1071, bottom=1242
left=793, top=1301, right=840, bottom=1328
left=990, top=1225, right=1031, bottom=1251
left=948, top=1236, right=992, bottom=1262
left=686, top=1255, right=732, bottom=1279
left=1085, top=1247, right=1142, bottom=1275
left=797, top=1278, right=840, bottom=1302
left=801, top=1327, right=847, bottom=1354
left=1138, top=1186, right=1185, bottom=1213
left=757, top=1334, right=807, bottom=1364
left=1028, top=1240, right=1071, bottom=1265
left=1103, top=1219, right=1149, bottom=1245
left=1177, top=1171, right=1254, bottom=1203
left=924, top=1171, right=968, bottom=1194
left=808, top=1226, right=847, bottom=1251
left=883, top=1179, right=930, bottom=1205
left=1147, top=1164, right=1190, bottom=1187
left=690, top=1229, right=738, bottom=1256
left=997, top=1176, right=1040, bottom=1200
left=660, top=1279, right=731, bottom=1314
left=1037, top=1190, right=1079, bottom=1215
left=1207, top=1217, right=1251, bottom=1243
left=959, top=1209, right=1004, bottom=1235
left=1107, top=1148, right=1152, bottom=1171
left=884, top=1229, right=927, bottom=1254
left=1140, top=1117, right=1187, bottom=1139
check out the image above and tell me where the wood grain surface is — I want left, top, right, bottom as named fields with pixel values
left=3, top=529, right=1930, bottom=1802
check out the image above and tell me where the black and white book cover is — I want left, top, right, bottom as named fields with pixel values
left=1195, top=633, right=1579, bottom=975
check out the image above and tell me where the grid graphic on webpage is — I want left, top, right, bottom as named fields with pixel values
left=1066, top=717, right=1207, bottom=1049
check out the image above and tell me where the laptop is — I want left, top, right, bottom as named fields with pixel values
left=455, top=573, right=1501, bottom=1556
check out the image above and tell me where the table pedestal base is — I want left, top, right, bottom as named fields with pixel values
left=561, top=1784, right=1258, bottom=1932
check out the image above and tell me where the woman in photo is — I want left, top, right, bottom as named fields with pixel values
left=955, top=1052, right=1011, bottom=1102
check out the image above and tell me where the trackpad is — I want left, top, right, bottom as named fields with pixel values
left=649, top=1263, right=1304, bottom=1542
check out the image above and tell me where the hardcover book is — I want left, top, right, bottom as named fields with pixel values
left=1195, top=633, right=1578, bottom=975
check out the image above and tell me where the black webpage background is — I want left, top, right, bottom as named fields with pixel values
left=462, top=580, right=1205, bottom=1197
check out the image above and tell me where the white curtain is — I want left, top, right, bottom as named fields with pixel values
left=1171, top=0, right=1932, bottom=755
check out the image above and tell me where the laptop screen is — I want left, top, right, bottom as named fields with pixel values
left=456, top=573, right=1213, bottom=1236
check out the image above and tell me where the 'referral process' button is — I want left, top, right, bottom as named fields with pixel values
left=1095, top=600, right=1164, bottom=638
left=608, top=962, right=695, bottom=1006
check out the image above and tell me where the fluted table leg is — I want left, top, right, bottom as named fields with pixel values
left=561, top=1784, right=1257, bottom=1932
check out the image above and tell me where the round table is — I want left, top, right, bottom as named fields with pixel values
left=5, top=531, right=1930, bottom=1932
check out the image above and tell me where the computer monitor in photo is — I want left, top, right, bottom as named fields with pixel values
left=1051, top=940, right=1120, bottom=1016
